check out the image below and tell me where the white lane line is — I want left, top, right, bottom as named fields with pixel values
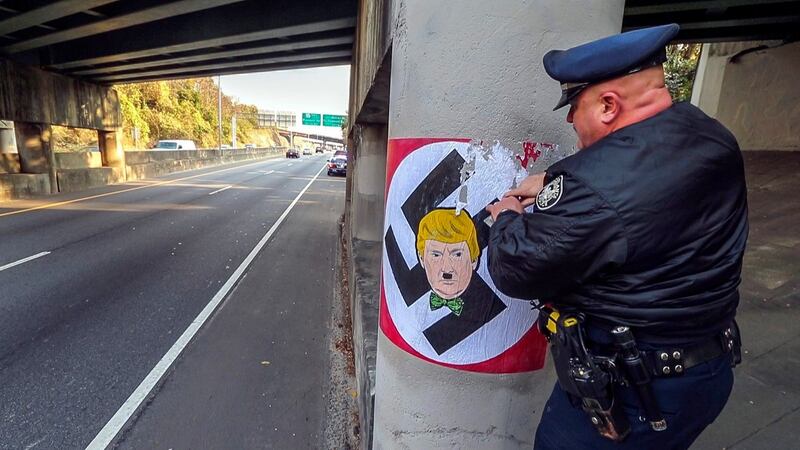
left=287, top=163, right=293, bottom=166
left=86, top=164, right=326, bottom=450
left=207, top=185, right=232, bottom=195
left=0, top=251, right=51, bottom=272
left=263, top=170, right=274, bottom=175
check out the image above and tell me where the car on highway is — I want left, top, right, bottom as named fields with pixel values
left=327, top=156, right=347, bottom=176
left=315, top=146, right=324, bottom=154
left=302, top=148, right=312, bottom=155
left=286, top=148, right=299, bottom=158
left=333, top=150, right=347, bottom=159
left=153, top=139, right=197, bottom=150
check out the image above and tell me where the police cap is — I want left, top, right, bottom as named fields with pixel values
left=543, top=24, right=680, bottom=110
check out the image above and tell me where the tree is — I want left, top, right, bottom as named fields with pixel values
left=664, top=44, right=702, bottom=102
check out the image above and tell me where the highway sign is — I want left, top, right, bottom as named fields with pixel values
left=301, top=113, right=321, bottom=126
left=322, top=114, right=346, bottom=127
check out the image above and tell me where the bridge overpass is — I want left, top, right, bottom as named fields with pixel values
left=0, top=0, right=356, bottom=83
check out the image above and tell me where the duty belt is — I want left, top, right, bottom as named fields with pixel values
left=640, top=324, right=742, bottom=377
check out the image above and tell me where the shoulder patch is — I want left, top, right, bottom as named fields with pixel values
left=536, top=175, right=563, bottom=210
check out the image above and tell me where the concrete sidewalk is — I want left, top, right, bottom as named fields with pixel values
left=695, top=151, right=800, bottom=449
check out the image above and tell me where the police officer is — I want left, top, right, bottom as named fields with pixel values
left=485, top=24, right=748, bottom=449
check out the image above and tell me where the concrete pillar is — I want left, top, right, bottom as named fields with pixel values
left=351, top=124, right=388, bottom=242
left=14, top=122, right=57, bottom=193
left=374, top=1, right=624, bottom=448
left=99, top=129, right=127, bottom=182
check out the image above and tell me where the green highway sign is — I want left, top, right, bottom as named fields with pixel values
left=322, top=114, right=346, bottom=127
left=301, top=112, right=321, bottom=126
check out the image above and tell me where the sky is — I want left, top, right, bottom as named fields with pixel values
left=219, top=65, right=351, bottom=139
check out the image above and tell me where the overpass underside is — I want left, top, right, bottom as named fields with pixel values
left=0, top=0, right=356, bottom=84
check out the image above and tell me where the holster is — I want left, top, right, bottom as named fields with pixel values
left=540, top=308, right=631, bottom=442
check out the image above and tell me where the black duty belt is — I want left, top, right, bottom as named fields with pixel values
left=640, top=325, right=741, bottom=377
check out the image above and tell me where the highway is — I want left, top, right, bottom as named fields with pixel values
left=0, top=153, right=347, bottom=448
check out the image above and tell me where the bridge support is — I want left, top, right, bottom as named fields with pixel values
left=0, top=57, right=122, bottom=198
left=99, top=129, right=127, bottom=182
left=372, top=1, right=624, bottom=448
left=14, top=122, right=57, bottom=193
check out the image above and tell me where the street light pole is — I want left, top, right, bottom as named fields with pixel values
left=217, top=75, right=222, bottom=151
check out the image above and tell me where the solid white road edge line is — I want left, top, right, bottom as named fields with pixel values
left=207, top=185, right=232, bottom=195
left=0, top=251, right=51, bottom=272
left=85, top=164, right=326, bottom=450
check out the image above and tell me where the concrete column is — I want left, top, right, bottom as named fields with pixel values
left=351, top=124, right=388, bottom=242
left=374, top=1, right=624, bottom=448
left=99, top=129, right=127, bottom=182
left=14, top=122, right=57, bottom=193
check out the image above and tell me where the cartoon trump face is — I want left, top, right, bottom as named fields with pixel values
left=416, top=209, right=480, bottom=315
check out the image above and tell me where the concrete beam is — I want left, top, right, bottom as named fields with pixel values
left=93, top=49, right=352, bottom=82
left=2, top=0, right=249, bottom=54
left=96, top=57, right=352, bottom=84
left=0, top=57, right=121, bottom=130
left=38, top=0, right=357, bottom=70
left=0, top=0, right=120, bottom=36
left=70, top=35, right=354, bottom=76
left=625, top=0, right=792, bottom=15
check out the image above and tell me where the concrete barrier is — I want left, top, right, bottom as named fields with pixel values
left=0, top=173, right=50, bottom=200
left=55, top=151, right=103, bottom=169
left=125, top=147, right=286, bottom=182
left=0, top=147, right=286, bottom=201
left=56, top=167, right=122, bottom=193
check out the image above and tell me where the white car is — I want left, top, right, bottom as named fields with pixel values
left=153, top=139, right=197, bottom=150
left=302, top=148, right=312, bottom=155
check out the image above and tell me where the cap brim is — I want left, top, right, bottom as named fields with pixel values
left=553, top=91, right=570, bottom=111
left=553, top=86, right=586, bottom=111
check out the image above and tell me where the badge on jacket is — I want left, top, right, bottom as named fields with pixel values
left=536, top=175, right=563, bottom=210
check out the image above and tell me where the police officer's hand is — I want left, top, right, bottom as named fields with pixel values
left=486, top=196, right=523, bottom=221
left=505, top=172, right=547, bottom=207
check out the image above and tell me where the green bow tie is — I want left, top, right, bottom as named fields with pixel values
left=430, top=292, right=464, bottom=316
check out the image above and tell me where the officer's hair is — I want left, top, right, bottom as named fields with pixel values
left=416, top=208, right=479, bottom=263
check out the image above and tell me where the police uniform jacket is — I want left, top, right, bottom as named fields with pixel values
left=488, top=102, right=749, bottom=345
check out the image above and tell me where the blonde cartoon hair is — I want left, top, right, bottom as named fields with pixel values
left=416, top=209, right=480, bottom=263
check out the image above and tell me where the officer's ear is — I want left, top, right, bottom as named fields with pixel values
left=598, top=91, right=622, bottom=124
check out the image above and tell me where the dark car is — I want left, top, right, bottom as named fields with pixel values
left=286, top=148, right=299, bottom=158
left=315, top=146, right=324, bottom=154
left=327, top=157, right=347, bottom=176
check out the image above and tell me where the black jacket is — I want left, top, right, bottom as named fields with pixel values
left=488, top=102, right=749, bottom=344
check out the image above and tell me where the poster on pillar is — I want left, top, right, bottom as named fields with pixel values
left=381, top=138, right=568, bottom=373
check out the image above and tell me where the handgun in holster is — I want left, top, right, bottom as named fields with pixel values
left=539, top=306, right=631, bottom=442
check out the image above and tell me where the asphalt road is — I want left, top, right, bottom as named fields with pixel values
left=0, top=153, right=346, bottom=449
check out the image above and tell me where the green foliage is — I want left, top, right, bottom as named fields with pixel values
left=664, top=44, right=702, bottom=102
left=112, top=78, right=266, bottom=149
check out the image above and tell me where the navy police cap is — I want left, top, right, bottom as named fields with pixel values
left=544, top=23, right=680, bottom=110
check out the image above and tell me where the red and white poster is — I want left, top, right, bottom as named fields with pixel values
left=380, top=138, right=559, bottom=373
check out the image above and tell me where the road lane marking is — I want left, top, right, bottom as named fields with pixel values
left=0, top=158, right=281, bottom=218
left=0, top=251, right=51, bottom=272
left=86, top=163, right=326, bottom=450
left=263, top=170, right=274, bottom=175
left=207, top=185, right=232, bottom=195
